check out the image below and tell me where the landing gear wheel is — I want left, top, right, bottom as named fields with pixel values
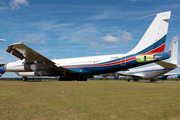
left=127, top=79, right=130, bottom=82
left=59, top=76, right=62, bottom=81
left=150, top=79, right=156, bottom=82
left=22, top=77, right=27, bottom=81
left=133, top=78, right=139, bottom=82
left=82, top=77, right=87, bottom=81
left=78, top=77, right=87, bottom=81
left=59, top=76, right=69, bottom=81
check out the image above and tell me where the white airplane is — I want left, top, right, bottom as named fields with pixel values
left=0, top=39, right=6, bottom=77
left=4, top=11, right=171, bottom=81
left=0, top=39, right=6, bottom=42
left=0, top=65, right=5, bottom=77
left=117, top=36, right=180, bottom=82
left=158, top=72, right=180, bottom=79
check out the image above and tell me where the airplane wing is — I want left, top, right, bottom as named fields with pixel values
left=6, top=42, right=75, bottom=74
left=0, top=64, right=5, bottom=67
left=116, top=72, right=144, bottom=78
left=155, top=61, right=178, bottom=68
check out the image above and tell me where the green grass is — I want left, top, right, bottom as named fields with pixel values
left=0, top=81, right=180, bottom=120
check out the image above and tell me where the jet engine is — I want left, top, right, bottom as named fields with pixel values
left=16, top=71, right=43, bottom=77
left=4, top=61, right=36, bottom=72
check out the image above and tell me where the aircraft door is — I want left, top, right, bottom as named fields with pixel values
left=120, top=56, right=126, bottom=66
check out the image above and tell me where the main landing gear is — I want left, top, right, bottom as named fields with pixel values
left=150, top=79, right=156, bottom=82
left=133, top=78, right=139, bottom=82
left=59, top=76, right=87, bottom=81
left=59, top=76, right=68, bottom=81
left=22, top=77, right=27, bottom=81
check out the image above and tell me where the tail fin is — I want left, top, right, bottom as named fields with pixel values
left=128, top=11, right=171, bottom=55
left=155, top=37, right=178, bottom=68
left=165, top=36, right=178, bottom=65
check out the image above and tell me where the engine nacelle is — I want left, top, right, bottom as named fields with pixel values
left=4, top=61, right=36, bottom=72
left=177, top=75, right=180, bottom=78
left=16, top=71, right=43, bottom=77
left=158, top=76, right=167, bottom=80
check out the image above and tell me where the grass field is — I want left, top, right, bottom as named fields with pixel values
left=0, top=81, right=180, bottom=120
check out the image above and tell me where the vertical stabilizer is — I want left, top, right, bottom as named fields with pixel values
left=165, top=36, right=178, bottom=65
left=128, top=11, right=171, bottom=55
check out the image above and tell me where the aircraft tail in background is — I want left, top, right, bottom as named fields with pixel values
left=128, top=11, right=171, bottom=55
left=155, top=36, right=179, bottom=68
left=166, top=36, right=178, bottom=65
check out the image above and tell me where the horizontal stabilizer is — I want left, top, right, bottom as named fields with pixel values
left=155, top=61, right=178, bottom=68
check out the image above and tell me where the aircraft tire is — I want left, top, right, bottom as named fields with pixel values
left=22, top=77, right=27, bottom=81
left=79, top=77, right=87, bottom=81
left=150, top=79, right=156, bottom=82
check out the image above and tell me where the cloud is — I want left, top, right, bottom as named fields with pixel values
left=9, top=0, right=28, bottom=10
left=79, top=37, right=106, bottom=47
left=101, top=35, right=120, bottom=43
left=0, top=0, right=5, bottom=4
left=88, top=11, right=122, bottom=20
left=20, top=36, right=46, bottom=44
left=58, top=44, right=68, bottom=49
left=118, top=30, right=133, bottom=42
left=100, top=30, right=133, bottom=43
left=29, top=21, right=73, bottom=31
left=0, top=6, right=9, bottom=10
left=0, top=56, right=6, bottom=62
left=0, top=57, right=4, bottom=60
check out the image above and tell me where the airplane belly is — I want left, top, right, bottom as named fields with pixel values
left=143, top=69, right=172, bottom=78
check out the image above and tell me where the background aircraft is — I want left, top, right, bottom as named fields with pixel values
left=158, top=72, right=180, bottom=80
left=4, top=11, right=171, bottom=81
left=0, top=39, right=5, bottom=77
left=117, top=36, right=179, bottom=82
left=0, top=65, right=5, bottom=77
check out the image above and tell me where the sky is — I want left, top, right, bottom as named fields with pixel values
left=0, top=0, right=180, bottom=77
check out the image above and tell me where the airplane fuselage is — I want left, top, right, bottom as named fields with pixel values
left=51, top=51, right=170, bottom=76
left=125, top=65, right=175, bottom=79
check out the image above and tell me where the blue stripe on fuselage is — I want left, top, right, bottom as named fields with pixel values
left=67, top=52, right=170, bottom=75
